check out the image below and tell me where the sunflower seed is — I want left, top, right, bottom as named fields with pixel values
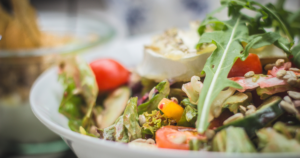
left=276, top=70, right=286, bottom=79
left=280, top=100, right=298, bottom=115
left=245, top=109, right=256, bottom=116
left=275, top=59, right=285, bottom=67
left=288, top=78, right=298, bottom=86
left=244, top=71, right=255, bottom=78
left=289, top=68, right=300, bottom=72
left=288, top=91, right=300, bottom=100
left=284, top=96, right=293, bottom=104
left=247, top=105, right=256, bottom=111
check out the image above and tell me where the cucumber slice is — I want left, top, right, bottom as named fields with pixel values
left=215, top=96, right=284, bottom=138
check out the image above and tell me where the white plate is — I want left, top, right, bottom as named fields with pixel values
left=30, top=35, right=300, bottom=158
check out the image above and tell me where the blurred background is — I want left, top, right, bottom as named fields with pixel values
left=0, top=0, right=299, bottom=158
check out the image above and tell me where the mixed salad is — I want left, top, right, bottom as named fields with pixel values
left=58, top=0, right=300, bottom=153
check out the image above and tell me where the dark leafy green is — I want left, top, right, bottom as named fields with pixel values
left=138, top=80, right=170, bottom=115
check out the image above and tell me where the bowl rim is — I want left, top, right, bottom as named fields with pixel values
left=30, top=61, right=300, bottom=158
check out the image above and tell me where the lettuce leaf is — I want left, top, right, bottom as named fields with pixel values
left=212, top=126, right=256, bottom=153
left=138, top=80, right=170, bottom=115
left=100, top=97, right=142, bottom=143
left=141, top=110, right=171, bottom=136
left=257, top=128, right=300, bottom=153
left=180, top=98, right=197, bottom=109
left=58, top=56, right=98, bottom=131
left=178, top=105, right=197, bottom=127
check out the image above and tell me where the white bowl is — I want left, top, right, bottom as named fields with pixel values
left=30, top=35, right=300, bottom=158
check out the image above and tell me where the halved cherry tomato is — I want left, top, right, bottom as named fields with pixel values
left=89, top=59, right=130, bottom=92
left=156, top=126, right=206, bottom=150
left=228, top=53, right=262, bottom=78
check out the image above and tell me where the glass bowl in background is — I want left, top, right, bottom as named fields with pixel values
left=0, top=12, right=118, bottom=155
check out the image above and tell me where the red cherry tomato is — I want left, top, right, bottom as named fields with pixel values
left=156, top=126, right=206, bottom=150
left=228, top=53, right=262, bottom=78
left=89, top=59, right=130, bottom=92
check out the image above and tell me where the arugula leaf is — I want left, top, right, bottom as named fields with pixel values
left=196, top=14, right=246, bottom=133
left=138, top=80, right=170, bottom=115
left=221, top=0, right=293, bottom=42
left=196, top=0, right=295, bottom=134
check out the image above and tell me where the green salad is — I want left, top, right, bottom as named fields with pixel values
left=58, top=0, right=300, bottom=153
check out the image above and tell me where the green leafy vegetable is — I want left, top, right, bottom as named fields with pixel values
left=273, top=122, right=300, bottom=143
left=100, top=97, right=142, bottom=143
left=58, top=56, right=98, bottom=132
left=68, top=119, right=82, bottom=132
left=123, top=97, right=142, bottom=141
left=222, top=92, right=251, bottom=113
left=101, top=125, right=115, bottom=141
left=180, top=98, right=197, bottom=109
left=216, top=96, right=283, bottom=138
left=178, top=105, right=197, bottom=127
left=98, top=87, right=131, bottom=129
left=141, top=110, right=171, bottom=136
left=138, top=80, right=170, bottom=115
left=212, top=126, right=256, bottom=153
left=196, top=0, right=294, bottom=133
left=196, top=13, right=246, bottom=133
left=189, top=139, right=210, bottom=151
left=257, top=128, right=300, bottom=153
left=182, top=76, right=203, bottom=104
left=291, top=44, right=300, bottom=68
left=169, top=88, right=187, bottom=103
